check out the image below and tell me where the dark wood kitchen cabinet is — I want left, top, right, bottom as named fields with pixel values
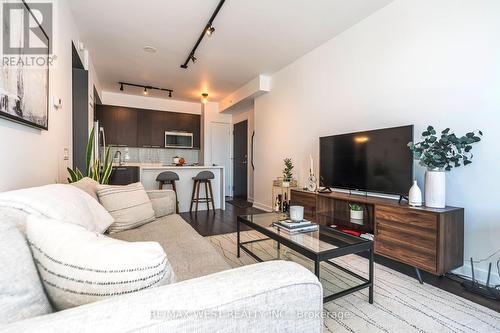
left=137, top=110, right=165, bottom=148
left=96, top=105, right=138, bottom=147
left=96, top=105, right=201, bottom=149
left=109, top=166, right=140, bottom=185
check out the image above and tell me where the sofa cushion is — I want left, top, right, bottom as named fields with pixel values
left=110, top=215, right=231, bottom=281
left=0, top=220, right=52, bottom=324
left=147, top=190, right=176, bottom=218
left=27, top=216, right=175, bottom=311
left=70, top=177, right=99, bottom=201
left=97, top=183, right=156, bottom=234
left=0, top=184, right=114, bottom=233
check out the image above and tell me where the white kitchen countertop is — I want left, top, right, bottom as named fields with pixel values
left=114, top=163, right=224, bottom=170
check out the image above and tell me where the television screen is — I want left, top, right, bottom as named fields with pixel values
left=320, top=125, right=414, bottom=196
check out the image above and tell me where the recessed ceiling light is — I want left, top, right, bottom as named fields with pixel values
left=143, top=46, right=157, bottom=53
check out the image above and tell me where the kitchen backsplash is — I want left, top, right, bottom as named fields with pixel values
left=109, top=147, right=200, bottom=165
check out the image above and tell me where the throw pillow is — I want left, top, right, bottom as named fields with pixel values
left=71, top=177, right=99, bottom=201
left=147, top=190, right=176, bottom=218
left=97, top=183, right=156, bottom=233
left=0, top=221, right=52, bottom=324
left=0, top=184, right=114, bottom=234
left=27, top=216, right=175, bottom=310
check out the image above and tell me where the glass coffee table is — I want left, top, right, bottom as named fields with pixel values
left=237, top=213, right=374, bottom=304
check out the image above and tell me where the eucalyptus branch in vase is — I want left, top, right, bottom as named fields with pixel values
left=407, top=126, right=482, bottom=208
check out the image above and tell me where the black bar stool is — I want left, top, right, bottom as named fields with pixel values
left=190, top=171, right=215, bottom=212
left=156, top=171, right=179, bottom=213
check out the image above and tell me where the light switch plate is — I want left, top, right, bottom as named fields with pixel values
left=63, top=148, right=69, bottom=161
left=53, top=96, right=62, bottom=109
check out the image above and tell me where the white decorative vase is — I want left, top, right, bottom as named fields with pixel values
left=408, top=180, right=422, bottom=207
left=350, top=210, right=363, bottom=220
left=425, top=169, right=446, bottom=208
left=282, top=181, right=290, bottom=188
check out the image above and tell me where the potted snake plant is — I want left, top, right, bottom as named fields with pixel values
left=67, top=126, right=113, bottom=184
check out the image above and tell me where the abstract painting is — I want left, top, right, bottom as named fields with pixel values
left=0, top=1, right=49, bottom=130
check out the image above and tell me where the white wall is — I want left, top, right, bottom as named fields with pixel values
left=254, top=0, right=500, bottom=283
left=0, top=0, right=101, bottom=191
left=202, top=102, right=233, bottom=193
left=101, top=92, right=201, bottom=115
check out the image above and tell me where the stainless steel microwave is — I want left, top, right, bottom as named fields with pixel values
left=165, top=131, right=193, bottom=149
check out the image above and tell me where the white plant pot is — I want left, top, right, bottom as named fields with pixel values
left=282, top=181, right=290, bottom=188
left=350, top=210, right=363, bottom=220
left=425, top=170, right=446, bottom=208
left=409, top=180, right=422, bottom=207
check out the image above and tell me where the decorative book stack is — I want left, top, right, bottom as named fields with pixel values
left=273, top=220, right=318, bottom=234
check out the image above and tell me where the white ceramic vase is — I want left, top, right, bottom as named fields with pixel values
left=425, top=169, right=446, bottom=208
left=350, top=210, right=363, bottom=220
left=408, top=180, right=422, bottom=207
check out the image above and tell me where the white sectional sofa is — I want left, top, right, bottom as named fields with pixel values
left=0, top=184, right=323, bottom=332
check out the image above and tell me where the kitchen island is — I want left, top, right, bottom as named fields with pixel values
left=136, top=164, right=225, bottom=213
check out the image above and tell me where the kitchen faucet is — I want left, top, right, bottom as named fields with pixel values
left=114, top=150, right=123, bottom=166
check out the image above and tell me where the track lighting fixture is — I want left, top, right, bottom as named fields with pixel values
left=180, top=0, right=225, bottom=69
left=206, top=26, right=215, bottom=36
left=201, top=93, right=209, bottom=104
left=118, top=82, right=173, bottom=98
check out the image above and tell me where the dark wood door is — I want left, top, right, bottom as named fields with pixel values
left=233, top=120, right=248, bottom=199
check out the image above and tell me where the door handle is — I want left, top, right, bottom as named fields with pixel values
left=251, top=131, right=255, bottom=170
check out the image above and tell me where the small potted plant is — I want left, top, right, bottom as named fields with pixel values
left=408, top=126, right=482, bottom=208
left=282, top=158, right=294, bottom=187
left=349, top=204, right=364, bottom=220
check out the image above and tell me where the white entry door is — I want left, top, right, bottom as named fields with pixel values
left=211, top=122, right=232, bottom=195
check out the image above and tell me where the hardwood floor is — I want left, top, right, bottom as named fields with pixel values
left=179, top=200, right=263, bottom=236
left=181, top=200, right=500, bottom=313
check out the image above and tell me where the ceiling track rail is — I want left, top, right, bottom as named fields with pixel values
left=118, top=82, right=173, bottom=97
left=180, top=0, right=226, bottom=69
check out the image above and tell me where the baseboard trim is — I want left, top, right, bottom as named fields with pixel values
left=252, top=201, right=272, bottom=212
left=453, top=263, right=500, bottom=286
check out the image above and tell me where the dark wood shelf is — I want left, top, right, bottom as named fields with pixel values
left=316, top=213, right=374, bottom=234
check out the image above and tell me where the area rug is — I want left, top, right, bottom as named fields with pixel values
left=206, top=231, right=500, bottom=333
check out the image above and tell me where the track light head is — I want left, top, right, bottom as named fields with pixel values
left=190, top=54, right=197, bottom=63
left=168, top=91, right=172, bottom=98
left=143, top=87, right=148, bottom=96
left=206, top=26, right=215, bottom=36
left=120, top=83, right=124, bottom=91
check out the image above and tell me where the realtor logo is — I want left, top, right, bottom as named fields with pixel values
left=2, top=1, right=52, bottom=55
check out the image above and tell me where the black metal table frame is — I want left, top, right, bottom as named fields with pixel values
left=237, top=216, right=374, bottom=304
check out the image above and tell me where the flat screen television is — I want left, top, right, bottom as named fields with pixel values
left=319, top=125, right=414, bottom=196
